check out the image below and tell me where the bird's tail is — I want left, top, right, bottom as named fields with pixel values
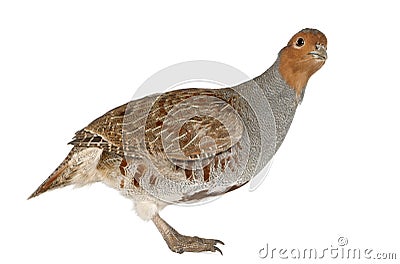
left=28, top=147, right=102, bottom=200
left=28, top=148, right=79, bottom=199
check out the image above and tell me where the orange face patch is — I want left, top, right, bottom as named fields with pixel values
left=278, top=29, right=327, bottom=97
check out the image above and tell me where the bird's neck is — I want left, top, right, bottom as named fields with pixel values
left=255, top=58, right=303, bottom=103
left=253, top=60, right=300, bottom=151
left=267, top=58, right=309, bottom=103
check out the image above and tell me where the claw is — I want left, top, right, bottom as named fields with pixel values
left=215, top=239, right=225, bottom=245
left=214, top=246, right=223, bottom=255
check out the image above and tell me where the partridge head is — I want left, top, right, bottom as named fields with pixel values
left=279, top=28, right=327, bottom=100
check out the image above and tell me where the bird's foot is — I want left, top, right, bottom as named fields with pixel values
left=165, top=230, right=224, bottom=254
left=152, top=213, right=224, bottom=254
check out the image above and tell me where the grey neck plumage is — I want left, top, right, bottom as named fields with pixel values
left=223, top=60, right=301, bottom=178
left=253, top=59, right=300, bottom=152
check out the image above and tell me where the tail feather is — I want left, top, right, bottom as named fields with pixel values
left=28, top=149, right=78, bottom=199
left=28, top=147, right=103, bottom=200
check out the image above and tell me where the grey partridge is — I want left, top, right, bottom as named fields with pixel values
left=29, top=28, right=327, bottom=254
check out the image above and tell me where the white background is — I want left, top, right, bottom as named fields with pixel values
left=1, top=1, right=399, bottom=263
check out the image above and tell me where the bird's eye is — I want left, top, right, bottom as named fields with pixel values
left=295, top=37, right=305, bottom=47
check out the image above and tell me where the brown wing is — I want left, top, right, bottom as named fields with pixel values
left=132, top=88, right=243, bottom=161
left=70, top=88, right=243, bottom=162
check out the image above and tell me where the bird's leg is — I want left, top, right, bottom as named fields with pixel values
left=151, top=213, right=224, bottom=254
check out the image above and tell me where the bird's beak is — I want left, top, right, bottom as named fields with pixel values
left=309, top=44, right=327, bottom=61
